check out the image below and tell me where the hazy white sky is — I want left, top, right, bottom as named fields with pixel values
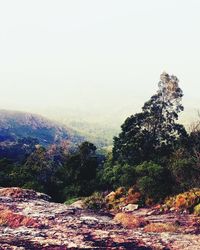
left=0, top=0, right=200, bottom=122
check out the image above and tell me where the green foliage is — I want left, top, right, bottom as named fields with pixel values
left=0, top=158, right=14, bottom=187
left=169, top=149, right=200, bottom=192
left=84, top=192, right=106, bottom=210
left=0, top=140, right=101, bottom=203
left=103, top=72, right=198, bottom=204
left=100, top=153, right=136, bottom=189
left=194, top=204, right=200, bottom=215
left=8, top=146, right=59, bottom=197
left=61, top=184, right=82, bottom=200
left=135, top=161, right=172, bottom=201
left=64, top=197, right=80, bottom=205
left=22, top=181, right=45, bottom=193
left=56, top=141, right=100, bottom=201
left=0, top=137, right=39, bottom=162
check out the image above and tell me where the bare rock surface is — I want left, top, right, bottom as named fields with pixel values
left=0, top=188, right=200, bottom=249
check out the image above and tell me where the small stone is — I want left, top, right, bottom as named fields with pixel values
left=122, top=204, right=139, bottom=212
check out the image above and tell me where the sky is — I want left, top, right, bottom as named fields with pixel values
left=0, top=0, right=200, bottom=126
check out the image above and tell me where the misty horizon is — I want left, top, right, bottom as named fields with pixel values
left=0, top=0, right=200, bottom=128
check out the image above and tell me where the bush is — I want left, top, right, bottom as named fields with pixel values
left=125, top=187, right=141, bottom=205
left=169, top=152, right=198, bottom=192
left=194, top=204, right=200, bottom=216
left=84, top=192, right=106, bottom=210
left=100, top=157, right=136, bottom=190
left=105, top=187, right=142, bottom=211
left=164, top=189, right=200, bottom=212
left=105, top=188, right=126, bottom=211
left=114, top=213, right=148, bottom=228
left=135, top=161, right=172, bottom=202
left=61, top=185, right=82, bottom=201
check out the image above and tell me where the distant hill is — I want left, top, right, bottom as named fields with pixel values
left=0, top=110, right=84, bottom=146
left=0, top=110, right=85, bottom=161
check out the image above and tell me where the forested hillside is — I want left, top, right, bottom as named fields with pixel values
left=0, top=110, right=86, bottom=161
left=0, top=72, right=200, bottom=208
left=0, top=110, right=84, bottom=145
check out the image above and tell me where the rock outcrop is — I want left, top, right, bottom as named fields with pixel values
left=0, top=187, right=200, bottom=249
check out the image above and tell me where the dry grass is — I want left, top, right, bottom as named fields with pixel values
left=114, top=213, right=148, bottom=229
left=144, top=223, right=178, bottom=233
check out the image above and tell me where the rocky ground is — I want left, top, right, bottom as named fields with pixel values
left=0, top=188, right=200, bottom=249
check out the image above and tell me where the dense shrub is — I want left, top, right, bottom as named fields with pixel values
left=114, top=213, right=148, bottom=228
left=100, top=154, right=136, bottom=190
left=105, top=187, right=142, bottom=210
left=169, top=149, right=200, bottom=192
left=194, top=204, right=200, bottom=215
left=84, top=192, right=106, bottom=210
left=164, top=189, right=200, bottom=212
left=135, top=161, right=172, bottom=202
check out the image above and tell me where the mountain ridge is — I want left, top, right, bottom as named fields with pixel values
left=0, top=109, right=87, bottom=161
left=0, top=109, right=84, bottom=146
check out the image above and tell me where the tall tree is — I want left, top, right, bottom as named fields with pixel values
left=113, top=72, right=187, bottom=165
